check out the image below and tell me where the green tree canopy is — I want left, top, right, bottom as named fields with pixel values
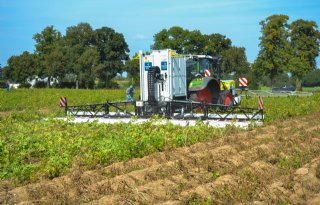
left=151, top=26, right=232, bottom=57
left=204, top=33, right=232, bottom=56
left=253, top=14, right=291, bottom=86
left=33, top=25, right=63, bottom=87
left=65, top=23, right=95, bottom=88
left=94, top=27, right=129, bottom=88
left=289, top=19, right=320, bottom=90
left=222, top=46, right=250, bottom=77
left=125, top=53, right=140, bottom=86
left=5, top=51, right=37, bottom=84
left=151, top=26, right=188, bottom=53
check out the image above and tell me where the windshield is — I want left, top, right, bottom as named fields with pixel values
left=198, top=58, right=213, bottom=73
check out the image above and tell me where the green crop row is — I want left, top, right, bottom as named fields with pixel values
left=0, top=112, right=231, bottom=184
left=241, top=94, right=320, bottom=122
left=0, top=88, right=139, bottom=112
left=1, top=89, right=320, bottom=184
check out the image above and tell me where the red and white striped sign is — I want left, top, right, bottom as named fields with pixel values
left=59, top=97, right=67, bottom=107
left=239, top=77, right=248, bottom=87
left=258, top=96, right=264, bottom=110
left=204, top=69, right=211, bottom=77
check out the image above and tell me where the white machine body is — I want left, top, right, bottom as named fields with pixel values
left=139, top=49, right=188, bottom=102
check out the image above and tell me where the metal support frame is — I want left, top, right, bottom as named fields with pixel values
left=66, top=100, right=264, bottom=122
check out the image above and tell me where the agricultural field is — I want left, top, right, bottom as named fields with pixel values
left=0, top=88, right=320, bottom=204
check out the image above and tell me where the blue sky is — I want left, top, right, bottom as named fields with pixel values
left=0, top=0, right=319, bottom=67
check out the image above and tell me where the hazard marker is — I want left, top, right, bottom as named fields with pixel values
left=258, top=96, right=264, bottom=110
left=60, top=97, right=67, bottom=107
left=239, top=77, right=248, bottom=87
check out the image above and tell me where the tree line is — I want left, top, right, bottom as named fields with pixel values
left=3, top=23, right=129, bottom=89
left=2, top=14, right=320, bottom=90
left=253, top=15, right=320, bottom=90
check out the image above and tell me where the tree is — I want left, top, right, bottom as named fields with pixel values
left=5, top=51, right=37, bottom=83
left=303, top=69, right=320, bottom=87
left=78, top=48, right=99, bottom=89
left=151, top=27, right=232, bottom=57
left=222, top=46, right=250, bottom=78
left=45, top=43, right=67, bottom=86
left=204, top=33, right=232, bottom=56
left=184, top=30, right=206, bottom=54
left=94, top=27, right=129, bottom=88
left=65, top=23, right=95, bottom=88
left=253, top=15, right=291, bottom=87
left=125, top=53, right=140, bottom=86
left=289, top=19, right=320, bottom=91
left=151, top=26, right=188, bottom=53
left=33, top=26, right=62, bottom=87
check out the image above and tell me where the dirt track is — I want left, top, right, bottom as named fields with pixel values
left=1, top=113, right=320, bottom=204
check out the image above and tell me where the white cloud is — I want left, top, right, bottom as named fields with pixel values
left=132, top=33, right=150, bottom=41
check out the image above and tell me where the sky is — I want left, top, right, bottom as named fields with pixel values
left=0, top=0, right=320, bottom=67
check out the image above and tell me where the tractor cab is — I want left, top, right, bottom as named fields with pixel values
left=187, top=55, right=222, bottom=104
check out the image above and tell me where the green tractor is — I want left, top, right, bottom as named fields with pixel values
left=187, top=55, right=235, bottom=106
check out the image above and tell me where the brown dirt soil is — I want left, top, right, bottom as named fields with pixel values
left=1, top=112, right=320, bottom=204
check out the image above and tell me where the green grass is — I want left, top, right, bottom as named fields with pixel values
left=303, top=86, right=320, bottom=92
left=0, top=88, right=139, bottom=112
left=241, top=93, right=320, bottom=122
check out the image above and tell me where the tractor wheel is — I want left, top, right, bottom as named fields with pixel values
left=219, top=90, right=233, bottom=106
left=189, top=87, right=212, bottom=104
left=196, top=86, right=212, bottom=104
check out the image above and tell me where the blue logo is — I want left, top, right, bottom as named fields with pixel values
left=144, top=62, right=152, bottom=71
left=161, top=61, right=167, bottom=70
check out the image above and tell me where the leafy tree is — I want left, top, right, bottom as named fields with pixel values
left=94, top=27, right=129, bottom=88
left=33, top=26, right=62, bottom=87
left=151, top=27, right=232, bottom=57
left=125, top=53, right=140, bottom=86
left=78, top=48, right=99, bottom=89
left=303, top=69, right=320, bottom=87
left=5, top=51, right=37, bottom=83
left=222, top=46, right=250, bottom=78
left=65, top=23, right=95, bottom=88
left=45, top=43, right=67, bottom=86
left=253, top=14, right=291, bottom=87
left=183, top=30, right=206, bottom=54
left=204, top=33, right=232, bottom=56
left=289, top=19, right=320, bottom=90
left=151, top=26, right=188, bottom=53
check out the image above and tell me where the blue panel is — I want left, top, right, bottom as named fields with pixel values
left=161, top=61, right=167, bottom=70
left=144, top=62, right=152, bottom=71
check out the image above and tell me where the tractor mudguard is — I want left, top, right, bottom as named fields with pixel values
left=188, top=77, right=217, bottom=92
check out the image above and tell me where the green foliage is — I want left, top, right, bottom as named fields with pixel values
left=0, top=111, right=223, bottom=183
left=5, top=51, right=37, bottom=83
left=94, top=26, right=130, bottom=88
left=241, top=93, right=320, bottom=122
left=253, top=15, right=291, bottom=86
left=303, top=69, right=320, bottom=87
left=5, top=23, right=129, bottom=89
left=125, top=53, right=140, bottom=86
left=1, top=89, right=320, bottom=184
left=290, top=20, right=319, bottom=75
left=151, top=26, right=232, bottom=57
left=289, top=19, right=320, bottom=90
left=222, top=46, right=250, bottom=77
left=0, top=88, right=137, bottom=112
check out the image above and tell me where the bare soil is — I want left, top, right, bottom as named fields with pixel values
left=1, top=112, right=320, bottom=204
